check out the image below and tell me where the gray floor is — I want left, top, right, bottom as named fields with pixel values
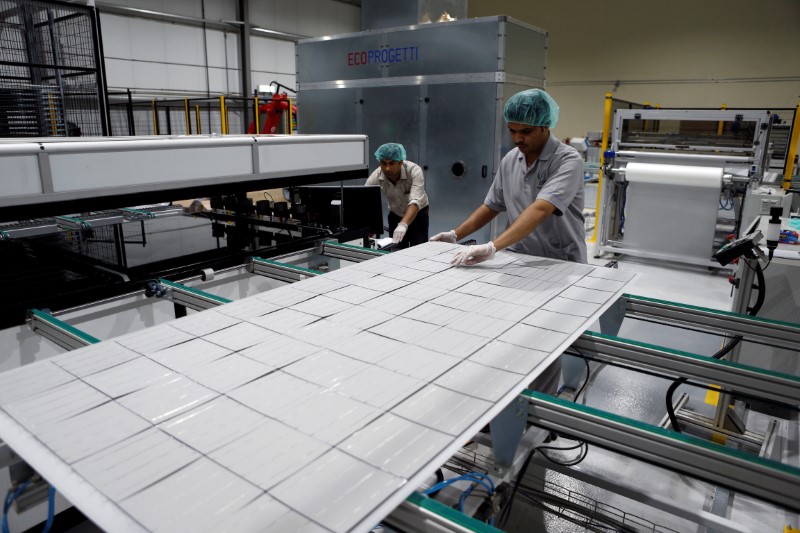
left=515, top=249, right=799, bottom=532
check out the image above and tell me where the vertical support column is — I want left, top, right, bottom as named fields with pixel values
left=253, top=95, right=260, bottom=134
left=489, top=397, right=527, bottom=469
left=238, top=0, right=252, bottom=134
left=152, top=99, right=159, bottom=135
left=126, top=89, right=135, bottom=135
left=90, top=5, right=111, bottom=135
left=590, top=92, right=614, bottom=244
left=184, top=97, right=191, bottom=135
left=717, top=103, right=727, bottom=136
left=784, top=100, right=800, bottom=191
left=220, top=96, right=227, bottom=134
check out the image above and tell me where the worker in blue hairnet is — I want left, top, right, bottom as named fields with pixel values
left=366, top=142, right=430, bottom=248
left=431, top=89, right=586, bottom=399
left=431, top=89, right=586, bottom=265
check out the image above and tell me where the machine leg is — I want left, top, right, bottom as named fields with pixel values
left=173, top=303, right=187, bottom=318
left=489, top=397, right=527, bottom=470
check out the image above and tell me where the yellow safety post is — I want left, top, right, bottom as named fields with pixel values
left=184, top=97, right=191, bottom=135
left=195, top=105, right=201, bottom=134
left=783, top=100, right=800, bottom=190
left=717, top=103, right=727, bottom=136
left=253, top=96, right=260, bottom=134
left=219, top=96, right=227, bottom=134
left=47, top=94, right=57, bottom=135
left=152, top=99, right=158, bottom=135
left=589, top=92, right=614, bottom=244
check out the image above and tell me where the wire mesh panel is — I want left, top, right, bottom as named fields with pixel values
left=0, top=0, right=107, bottom=137
left=223, top=97, right=253, bottom=135
left=111, top=97, right=155, bottom=136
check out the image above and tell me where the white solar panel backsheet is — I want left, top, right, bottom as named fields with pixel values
left=0, top=242, right=635, bottom=532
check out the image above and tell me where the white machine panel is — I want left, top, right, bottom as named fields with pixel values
left=0, top=242, right=635, bottom=532
left=50, top=146, right=254, bottom=191
left=0, top=134, right=369, bottom=208
left=257, top=140, right=368, bottom=176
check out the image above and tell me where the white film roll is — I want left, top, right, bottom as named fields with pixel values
left=622, top=162, right=724, bottom=262
left=625, top=162, right=723, bottom=189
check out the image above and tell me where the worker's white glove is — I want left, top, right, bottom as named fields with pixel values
left=430, top=230, right=458, bottom=243
left=392, top=222, right=408, bottom=244
left=451, top=242, right=496, bottom=266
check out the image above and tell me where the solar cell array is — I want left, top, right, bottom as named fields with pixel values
left=0, top=242, right=634, bottom=532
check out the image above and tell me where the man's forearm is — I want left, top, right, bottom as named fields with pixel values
left=492, top=199, right=555, bottom=250
left=453, top=204, right=498, bottom=240
left=400, top=204, right=420, bottom=226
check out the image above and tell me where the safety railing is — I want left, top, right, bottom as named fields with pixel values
left=106, top=91, right=297, bottom=137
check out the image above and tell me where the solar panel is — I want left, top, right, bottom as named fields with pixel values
left=0, top=242, right=635, bottom=532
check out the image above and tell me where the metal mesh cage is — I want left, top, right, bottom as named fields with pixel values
left=0, top=0, right=107, bottom=137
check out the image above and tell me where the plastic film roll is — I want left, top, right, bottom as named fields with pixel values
left=622, top=162, right=723, bottom=262
left=625, top=162, right=723, bottom=189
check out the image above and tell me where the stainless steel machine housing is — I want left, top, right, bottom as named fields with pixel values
left=296, top=16, right=548, bottom=241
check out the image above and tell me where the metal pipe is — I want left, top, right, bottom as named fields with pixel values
left=615, top=151, right=753, bottom=164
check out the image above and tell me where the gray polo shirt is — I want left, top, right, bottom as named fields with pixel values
left=365, top=161, right=429, bottom=217
left=484, top=133, right=587, bottom=263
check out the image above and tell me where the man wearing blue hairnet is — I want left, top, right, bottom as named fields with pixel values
left=366, top=142, right=430, bottom=247
left=431, top=89, right=586, bottom=265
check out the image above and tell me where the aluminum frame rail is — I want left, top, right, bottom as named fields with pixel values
left=156, top=279, right=231, bottom=312
left=621, top=293, right=800, bottom=352
left=247, top=256, right=322, bottom=283
left=27, top=309, right=100, bottom=351
left=321, top=241, right=388, bottom=262
left=573, top=331, right=800, bottom=406
left=525, top=391, right=800, bottom=513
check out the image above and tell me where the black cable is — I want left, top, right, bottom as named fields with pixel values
left=573, top=353, right=591, bottom=402
left=499, top=448, right=536, bottom=527
left=536, top=442, right=588, bottom=467
left=425, top=468, right=445, bottom=497
left=666, top=258, right=765, bottom=432
left=515, top=486, right=637, bottom=532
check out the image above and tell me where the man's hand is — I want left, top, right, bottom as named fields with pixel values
left=392, top=222, right=408, bottom=243
left=451, top=242, right=496, bottom=266
left=430, top=230, right=458, bottom=243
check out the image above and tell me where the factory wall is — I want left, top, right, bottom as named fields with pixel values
left=98, top=0, right=359, bottom=96
left=469, top=0, right=800, bottom=139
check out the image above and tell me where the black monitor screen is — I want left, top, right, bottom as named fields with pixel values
left=297, top=184, right=384, bottom=235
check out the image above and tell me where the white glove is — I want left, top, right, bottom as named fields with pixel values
left=392, top=222, right=408, bottom=243
left=430, top=230, right=458, bottom=243
left=451, top=242, right=496, bottom=266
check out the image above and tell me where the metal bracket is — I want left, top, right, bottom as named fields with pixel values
left=27, top=308, right=99, bottom=351
left=247, top=256, right=322, bottom=283
left=321, top=241, right=387, bottom=262
left=155, top=279, right=231, bottom=311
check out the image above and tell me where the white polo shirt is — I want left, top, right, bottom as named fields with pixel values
left=365, top=161, right=429, bottom=217
left=484, top=134, right=587, bottom=263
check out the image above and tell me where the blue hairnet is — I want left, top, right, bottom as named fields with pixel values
left=374, top=143, right=407, bottom=162
left=503, top=89, right=559, bottom=128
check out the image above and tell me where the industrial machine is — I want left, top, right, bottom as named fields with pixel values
left=296, top=0, right=548, bottom=242
left=594, top=107, right=797, bottom=268
left=0, top=134, right=379, bottom=330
